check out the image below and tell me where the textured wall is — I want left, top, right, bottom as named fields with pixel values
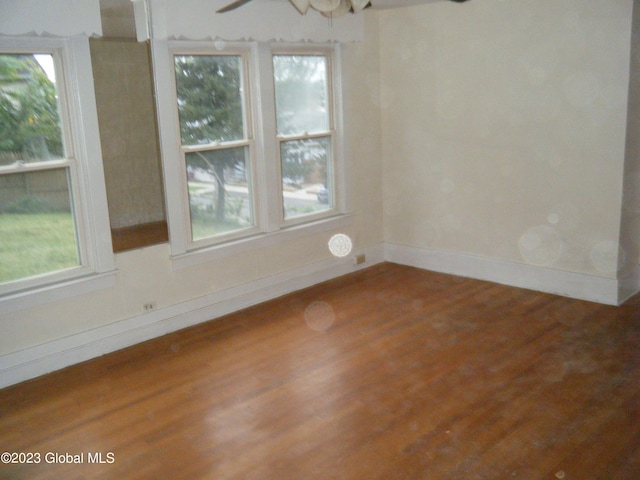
left=99, top=0, right=136, bottom=38
left=379, top=0, right=633, bottom=279
left=90, top=39, right=165, bottom=229
left=342, top=15, right=384, bottom=248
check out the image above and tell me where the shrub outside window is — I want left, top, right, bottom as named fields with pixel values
left=0, top=51, right=81, bottom=291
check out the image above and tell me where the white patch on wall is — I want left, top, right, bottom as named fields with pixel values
left=518, top=225, right=565, bottom=266
left=328, top=233, right=353, bottom=258
left=547, top=213, right=560, bottom=225
left=549, top=202, right=581, bottom=232
left=590, top=240, right=621, bottom=276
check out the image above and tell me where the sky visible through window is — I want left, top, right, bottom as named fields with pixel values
left=34, top=54, right=55, bottom=82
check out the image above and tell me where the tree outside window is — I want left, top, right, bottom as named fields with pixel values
left=0, top=55, right=63, bottom=162
left=174, top=54, right=254, bottom=242
left=162, top=44, right=342, bottom=257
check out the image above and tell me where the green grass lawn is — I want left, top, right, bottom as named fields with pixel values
left=0, top=212, right=80, bottom=284
left=191, top=217, right=248, bottom=241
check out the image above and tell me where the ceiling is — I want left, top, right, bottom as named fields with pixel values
left=339, top=0, right=443, bottom=8
left=269, top=0, right=444, bottom=8
left=96, top=0, right=448, bottom=39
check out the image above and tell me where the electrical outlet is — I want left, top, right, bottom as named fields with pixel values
left=143, top=301, right=156, bottom=312
left=353, top=253, right=366, bottom=265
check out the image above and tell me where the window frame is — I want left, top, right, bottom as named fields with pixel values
left=172, top=48, right=260, bottom=249
left=272, top=47, right=339, bottom=227
left=0, top=35, right=116, bottom=310
left=153, top=39, right=350, bottom=268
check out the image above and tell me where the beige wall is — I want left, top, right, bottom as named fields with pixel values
left=343, top=15, right=384, bottom=248
left=620, top=0, right=640, bottom=299
left=380, top=0, right=633, bottom=279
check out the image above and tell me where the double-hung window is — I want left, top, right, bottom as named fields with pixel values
left=173, top=51, right=257, bottom=246
left=160, top=42, right=344, bottom=262
left=273, top=52, right=334, bottom=223
left=0, top=36, right=114, bottom=305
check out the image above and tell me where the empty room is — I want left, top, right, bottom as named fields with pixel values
left=1, top=0, right=640, bottom=478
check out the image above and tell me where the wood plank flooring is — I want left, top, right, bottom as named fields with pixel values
left=1, top=262, right=640, bottom=479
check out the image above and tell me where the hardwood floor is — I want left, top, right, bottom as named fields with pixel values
left=1, top=263, right=640, bottom=479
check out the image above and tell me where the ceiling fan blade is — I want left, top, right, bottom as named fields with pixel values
left=321, top=0, right=350, bottom=18
left=349, top=0, right=370, bottom=13
left=216, top=0, right=255, bottom=13
left=289, top=0, right=310, bottom=14
left=309, top=0, right=341, bottom=13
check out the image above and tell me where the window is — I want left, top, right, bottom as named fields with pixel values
left=173, top=53, right=256, bottom=245
left=0, top=37, right=114, bottom=303
left=159, top=42, right=345, bottom=261
left=274, top=53, right=334, bottom=222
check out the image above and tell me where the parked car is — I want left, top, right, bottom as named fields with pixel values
left=317, top=186, right=329, bottom=204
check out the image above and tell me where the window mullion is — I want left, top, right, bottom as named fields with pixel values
left=0, top=158, right=74, bottom=176
left=254, top=42, right=281, bottom=233
left=276, top=131, right=333, bottom=142
left=181, top=139, right=251, bottom=153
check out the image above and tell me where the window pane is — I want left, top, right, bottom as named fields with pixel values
left=186, top=147, right=254, bottom=241
left=0, top=168, right=80, bottom=284
left=281, top=137, right=332, bottom=220
left=273, top=55, right=329, bottom=136
left=174, top=55, right=246, bottom=145
left=0, top=54, right=64, bottom=164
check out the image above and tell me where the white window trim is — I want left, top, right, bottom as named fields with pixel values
left=152, top=39, right=352, bottom=269
left=174, top=47, right=261, bottom=249
left=273, top=46, right=339, bottom=227
left=0, top=35, right=116, bottom=313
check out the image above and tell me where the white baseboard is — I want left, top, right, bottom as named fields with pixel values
left=0, top=244, right=385, bottom=389
left=384, top=243, right=621, bottom=306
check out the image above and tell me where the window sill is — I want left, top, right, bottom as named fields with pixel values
left=171, top=213, right=354, bottom=270
left=0, top=270, right=118, bottom=315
